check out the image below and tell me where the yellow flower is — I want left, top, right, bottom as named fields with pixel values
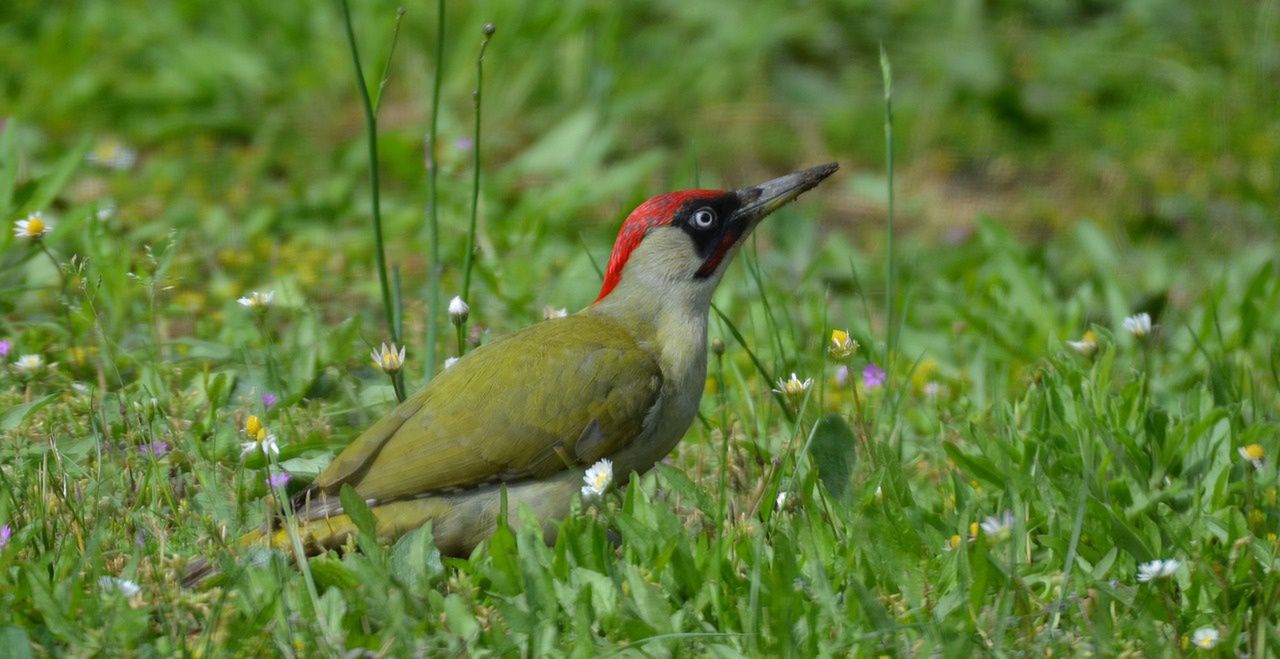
left=948, top=534, right=963, bottom=550
left=1239, top=443, right=1265, bottom=468
left=969, top=522, right=979, bottom=539
left=828, top=329, right=858, bottom=359
left=244, top=415, right=266, bottom=441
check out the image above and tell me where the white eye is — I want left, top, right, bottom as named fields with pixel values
left=691, top=207, right=716, bottom=229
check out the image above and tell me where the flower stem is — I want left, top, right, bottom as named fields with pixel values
left=338, top=0, right=398, bottom=347
left=879, top=43, right=897, bottom=378
left=423, top=0, right=446, bottom=378
left=458, top=25, right=495, bottom=357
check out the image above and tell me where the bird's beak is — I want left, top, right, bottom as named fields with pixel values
left=730, top=162, right=839, bottom=227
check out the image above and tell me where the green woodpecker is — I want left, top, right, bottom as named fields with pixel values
left=186, top=162, right=836, bottom=584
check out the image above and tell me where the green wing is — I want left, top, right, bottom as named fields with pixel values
left=312, top=313, right=661, bottom=502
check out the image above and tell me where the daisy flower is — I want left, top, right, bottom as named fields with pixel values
left=1190, top=627, right=1219, bottom=650
left=774, top=373, right=812, bottom=400
left=371, top=343, right=406, bottom=374
left=239, top=415, right=279, bottom=458
left=1239, top=443, right=1265, bottom=469
left=98, top=576, right=141, bottom=597
left=1123, top=312, right=1152, bottom=338
left=13, top=212, right=52, bottom=240
left=1136, top=558, right=1179, bottom=583
left=980, top=511, right=1015, bottom=539
left=13, top=354, right=44, bottom=375
left=1067, top=330, right=1098, bottom=357
left=237, top=290, right=274, bottom=310
left=581, top=459, right=613, bottom=499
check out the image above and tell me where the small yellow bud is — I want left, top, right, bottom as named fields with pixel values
left=828, top=329, right=858, bottom=359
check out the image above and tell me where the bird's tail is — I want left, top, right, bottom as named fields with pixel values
left=181, top=493, right=452, bottom=588
left=182, top=472, right=580, bottom=588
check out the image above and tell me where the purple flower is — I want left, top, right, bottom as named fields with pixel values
left=138, top=440, right=169, bottom=457
left=0, top=340, right=11, bottom=358
left=0, top=524, right=11, bottom=549
left=834, top=365, right=850, bottom=386
left=862, top=363, right=886, bottom=389
left=454, top=136, right=475, bottom=152
left=261, top=392, right=278, bottom=409
left=265, top=472, right=290, bottom=489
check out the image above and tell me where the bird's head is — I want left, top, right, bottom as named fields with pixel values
left=595, top=162, right=838, bottom=304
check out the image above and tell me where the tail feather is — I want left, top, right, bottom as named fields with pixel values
left=182, top=471, right=581, bottom=588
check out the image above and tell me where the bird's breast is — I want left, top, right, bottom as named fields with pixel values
left=613, top=309, right=709, bottom=474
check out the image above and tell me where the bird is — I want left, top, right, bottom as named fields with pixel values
left=185, top=162, right=836, bottom=585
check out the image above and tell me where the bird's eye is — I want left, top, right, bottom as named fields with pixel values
left=690, top=207, right=716, bottom=229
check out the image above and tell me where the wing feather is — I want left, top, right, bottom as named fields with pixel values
left=311, top=313, right=661, bottom=502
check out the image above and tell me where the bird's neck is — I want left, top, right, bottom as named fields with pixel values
left=591, top=278, right=711, bottom=409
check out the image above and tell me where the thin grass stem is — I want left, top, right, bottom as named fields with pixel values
left=460, top=23, right=495, bottom=308
left=338, top=0, right=398, bottom=350
left=423, top=0, right=446, bottom=378
left=878, top=43, right=896, bottom=370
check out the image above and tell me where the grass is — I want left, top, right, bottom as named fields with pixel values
left=2, top=0, right=1279, bottom=654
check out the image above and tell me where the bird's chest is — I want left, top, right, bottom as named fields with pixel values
left=623, top=314, right=708, bottom=471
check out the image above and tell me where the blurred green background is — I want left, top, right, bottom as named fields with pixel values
left=4, top=0, right=1276, bottom=321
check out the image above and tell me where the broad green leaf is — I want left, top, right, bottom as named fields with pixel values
left=1, top=394, right=57, bottom=431
left=808, top=414, right=857, bottom=499
left=943, top=442, right=1005, bottom=489
left=338, top=484, right=380, bottom=557
left=389, top=521, right=443, bottom=594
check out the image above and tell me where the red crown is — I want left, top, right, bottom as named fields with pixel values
left=595, top=190, right=723, bottom=302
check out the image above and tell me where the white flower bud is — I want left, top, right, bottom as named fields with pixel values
left=449, top=296, right=470, bottom=325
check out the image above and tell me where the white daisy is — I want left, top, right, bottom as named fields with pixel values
left=98, top=576, right=141, bottom=597
left=13, top=354, right=44, bottom=375
left=1190, top=627, right=1219, bottom=650
left=13, top=212, right=52, bottom=240
left=1136, top=558, right=1179, bottom=583
left=1123, top=312, right=1152, bottom=338
left=580, top=459, right=613, bottom=499
left=1067, top=330, right=1098, bottom=356
left=371, top=343, right=406, bottom=374
left=237, top=290, right=274, bottom=310
left=773, top=373, right=812, bottom=399
left=1238, top=444, right=1265, bottom=469
left=980, top=510, right=1015, bottom=538
left=239, top=433, right=279, bottom=458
